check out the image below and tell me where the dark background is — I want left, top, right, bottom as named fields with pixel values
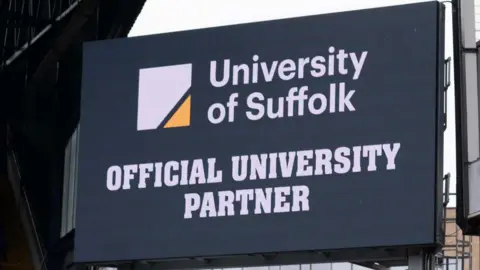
left=75, top=2, right=443, bottom=263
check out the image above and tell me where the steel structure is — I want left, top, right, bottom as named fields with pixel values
left=0, top=1, right=146, bottom=270
left=0, top=0, right=146, bottom=146
left=441, top=206, right=473, bottom=270
left=0, top=0, right=79, bottom=67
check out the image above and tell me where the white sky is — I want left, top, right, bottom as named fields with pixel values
left=129, top=0, right=458, bottom=207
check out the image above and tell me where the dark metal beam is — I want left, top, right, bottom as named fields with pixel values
left=32, top=0, right=97, bottom=82
left=3, top=1, right=79, bottom=67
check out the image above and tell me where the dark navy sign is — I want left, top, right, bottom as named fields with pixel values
left=75, top=2, right=444, bottom=263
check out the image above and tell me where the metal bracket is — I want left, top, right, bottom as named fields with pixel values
left=444, top=57, right=451, bottom=90
left=444, top=173, right=451, bottom=206
left=443, top=57, right=451, bottom=131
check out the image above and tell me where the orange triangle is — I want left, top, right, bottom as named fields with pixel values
left=164, top=95, right=191, bottom=128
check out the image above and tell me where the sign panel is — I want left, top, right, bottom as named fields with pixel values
left=75, top=2, right=444, bottom=264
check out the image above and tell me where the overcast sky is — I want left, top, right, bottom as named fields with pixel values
left=128, top=0, right=457, bottom=207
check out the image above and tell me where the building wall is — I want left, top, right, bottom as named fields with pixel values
left=443, top=208, right=480, bottom=270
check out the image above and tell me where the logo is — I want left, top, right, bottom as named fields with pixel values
left=137, top=63, right=193, bottom=131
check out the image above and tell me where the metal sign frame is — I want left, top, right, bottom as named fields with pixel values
left=74, top=2, right=446, bottom=268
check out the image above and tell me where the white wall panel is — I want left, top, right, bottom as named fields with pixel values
left=352, top=265, right=370, bottom=270
left=476, top=0, right=480, bottom=40
left=310, top=264, right=331, bottom=270
left=331, top=263, right=351, bottom=270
